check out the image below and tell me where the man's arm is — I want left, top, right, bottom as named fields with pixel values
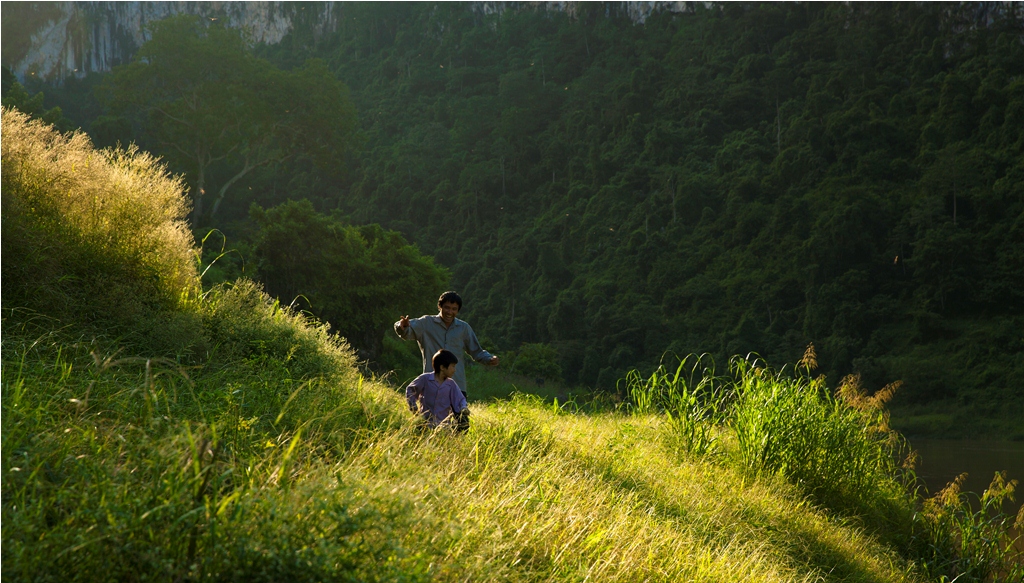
left=394, top=314, right=417, bottom=340
left=464, top=324, right=499, bottom=366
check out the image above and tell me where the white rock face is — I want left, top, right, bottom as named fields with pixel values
left=6, top=1, right=337, bottom=83
left=6, top=1, right=703, bottom=84
left=470, top=1, right=700, bottom=23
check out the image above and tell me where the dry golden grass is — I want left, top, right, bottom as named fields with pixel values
left=2, top=107, right=198, bottom=321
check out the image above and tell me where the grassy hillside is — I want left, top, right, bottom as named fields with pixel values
left=3, top=109, right=1021, bottom=581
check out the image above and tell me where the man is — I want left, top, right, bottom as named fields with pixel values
left=395, top=291, right=499, bottom=397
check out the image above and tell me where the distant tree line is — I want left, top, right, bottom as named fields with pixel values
left=7, top=2, right=1023, bottom=434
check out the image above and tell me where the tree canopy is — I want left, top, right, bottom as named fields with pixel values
left=21, top=2, right=1024, bottom=436
left=306, top=3, right=1023, bottom=435
left=99, top=14, right=356, bottom=228
left=250, top=199, right=449, bottom=363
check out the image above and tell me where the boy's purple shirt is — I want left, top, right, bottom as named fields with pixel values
left=406, top=372, right=468, bottom=427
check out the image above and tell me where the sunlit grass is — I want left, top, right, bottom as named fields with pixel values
left=1, top=107, right=198, bottom=343
left=2, top=332, right=926, bottom=581
left=3, top=108, right=1020, bottom=582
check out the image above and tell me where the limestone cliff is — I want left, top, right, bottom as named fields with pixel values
left=2, top=1, right=704, bottom=84
left=1, top=1, right=337, bottom=83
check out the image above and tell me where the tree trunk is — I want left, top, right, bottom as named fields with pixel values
left=670, top=175, right=677, bottom=224
left=191, top=164, right=206, bottom=230
left=210, top=159, right=260, bottom=217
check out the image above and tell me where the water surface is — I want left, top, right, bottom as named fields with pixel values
left=909, top=439, right=1024, bottom=517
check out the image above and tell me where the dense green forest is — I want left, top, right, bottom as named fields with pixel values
left=4, top=107, right=1022, bottom=581
left=6, top=2, right=1023, bottom=437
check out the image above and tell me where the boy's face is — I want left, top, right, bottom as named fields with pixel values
left=441, top=362, right=457, bottom=378
left=439, top=301, right=460, bottom=326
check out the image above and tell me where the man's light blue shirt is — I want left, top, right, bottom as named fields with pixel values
left=394, top=315, right=493, bottom=395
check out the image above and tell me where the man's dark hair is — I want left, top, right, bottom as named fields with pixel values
left=437, top=291, right=463, bottom=309
left=432, top=349, right=458, bottom=374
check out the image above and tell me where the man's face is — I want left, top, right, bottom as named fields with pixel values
left=439, top=301, right=460, bottom=325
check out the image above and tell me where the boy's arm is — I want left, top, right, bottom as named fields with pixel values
left=406, top=378, right=421, bottom=412
left=451, top=382, right=468, bottom=413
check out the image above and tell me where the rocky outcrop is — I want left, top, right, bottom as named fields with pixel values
left=2, top=1, right=708, bottom=83
left=469, top=1, right=700, bottom=23
left=4, top=1, right=1005, bottom=84
left=2, top=1, right=336, bottom=83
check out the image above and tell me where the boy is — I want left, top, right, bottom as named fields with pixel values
left=407, top=349, right=470, bottom=431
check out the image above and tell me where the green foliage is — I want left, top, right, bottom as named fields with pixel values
left=1, top=76, right=71, bottom=130
left=509, top=342, right=564, bottom=383
left=99, top=14, right=357, bottom=229
left=250, top=199, right=449, bottom=362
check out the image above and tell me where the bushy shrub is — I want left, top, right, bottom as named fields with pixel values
left=1, top=107, right=199, bottom=345
left=250, top=200, right=448, bottom=362
left=510, top=342, right=563, bottom=383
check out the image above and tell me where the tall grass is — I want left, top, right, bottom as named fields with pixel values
left=911, top=472, right=1024, bottom=582
left=730, top=353, right=909, bottom=519
left=2, top=108, right=199, bottom=349
left=624, top=353, right=723, bottom=456
left=626, top=344, right=1023, bottom=582
left=2, top=107, right=422, bottom=580
left=1, top=286, right=418, bottom=581
left=5, top=315, right=933, bottom=581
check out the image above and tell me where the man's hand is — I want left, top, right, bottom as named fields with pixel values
left=486, top=355, right=499, bottom=366
left=399, top=315, right=410, bottom=330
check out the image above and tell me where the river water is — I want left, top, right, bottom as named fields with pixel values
left=909, top=439, right=1024, bottom=518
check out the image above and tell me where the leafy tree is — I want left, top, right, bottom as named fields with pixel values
left=511, top=342, right=564, bottom=383
left=99, top=15, right=356, bottom=229
left=1, top=69, right=70, bottom=130
left=250, top=200, right=449, bottom=362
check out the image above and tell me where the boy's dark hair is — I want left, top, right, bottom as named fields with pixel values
left=437, top=291, right=463, bottom=309
left=432, top=349, right=458, bottom=374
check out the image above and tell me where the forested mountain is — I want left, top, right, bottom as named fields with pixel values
left=6, top=2, right=1023, bottom=437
